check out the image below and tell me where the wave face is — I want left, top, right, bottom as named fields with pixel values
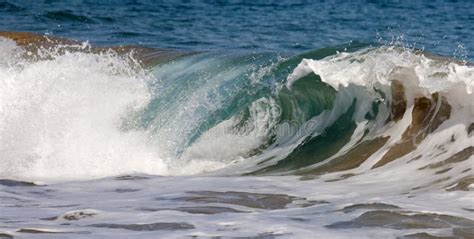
left=0, top=37, right=472, bottom=185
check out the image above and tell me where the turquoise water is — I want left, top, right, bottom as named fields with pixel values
left=1, top=0, right=472, bottom=59
left=1, top=1, right=473, bottom=238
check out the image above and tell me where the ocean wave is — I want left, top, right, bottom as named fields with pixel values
left=0, top=33, right=472, bottom=190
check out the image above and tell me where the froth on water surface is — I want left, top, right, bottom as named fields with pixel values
left=1, top=175, right=473, bottom=238
left=0, top=31, right=472, bottom=238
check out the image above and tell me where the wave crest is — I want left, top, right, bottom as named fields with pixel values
left=0, top=34, right=472, bottom=188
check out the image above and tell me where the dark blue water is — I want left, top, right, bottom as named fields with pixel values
left=1, top=0, right=473, bottom=59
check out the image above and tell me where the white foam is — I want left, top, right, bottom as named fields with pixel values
left=172, top=97, right=280, bottom=175
left=0, top=38, right=168, bottom=181
left=287, top=47, right=473, bottom=99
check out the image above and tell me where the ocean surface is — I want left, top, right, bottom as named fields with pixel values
left=0, top=1, right=473, bottom=238
left=1, top=0, right=473, bottom=59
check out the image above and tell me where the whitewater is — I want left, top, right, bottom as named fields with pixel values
left=0, top=32, right=473, bottom=238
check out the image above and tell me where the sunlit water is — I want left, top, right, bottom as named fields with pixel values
left=0, top=1, right=473, bottom=238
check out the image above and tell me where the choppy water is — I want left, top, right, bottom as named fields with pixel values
left=1, top=0, right=473, bottom=59
left=1, top=1, right=473, bottom=239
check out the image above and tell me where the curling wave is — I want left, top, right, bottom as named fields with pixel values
left=0, top=33, right=472, bottom=190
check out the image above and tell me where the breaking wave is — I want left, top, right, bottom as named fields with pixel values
left=0, top=34, right=472, bottom=189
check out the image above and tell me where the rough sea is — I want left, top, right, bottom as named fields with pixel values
left=0, top=1, right=473, bottom=238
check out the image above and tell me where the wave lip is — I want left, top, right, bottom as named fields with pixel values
left=269, top=46, right=473, bottom=192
